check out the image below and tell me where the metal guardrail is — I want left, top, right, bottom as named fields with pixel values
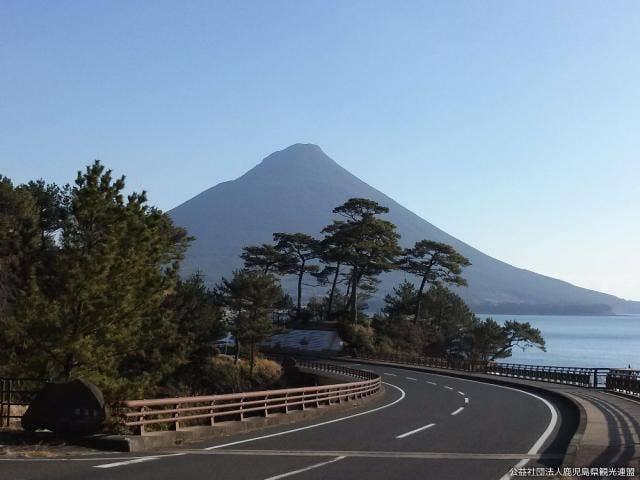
left=485, top=362, right=595, bottom=388
left=606, top=370, right=640, bottom=398
left=120, top=360, right=381, bottom=435
left=356, top=353, right=638, bottom=391
left=0, top=377, right=47, bottom=428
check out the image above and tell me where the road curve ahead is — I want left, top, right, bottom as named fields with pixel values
left=1, top=362, right=578, bottom=480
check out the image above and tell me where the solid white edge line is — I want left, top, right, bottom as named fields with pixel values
left=395, top=423, right=436, bottom=439
left=344, top=360, right=559, bottom=480
left=450, top=407, right=464, bottom=416
left=204, top=382, right=406, bottom=450
left=94, top=453, right=186, bottom=469
left=263, top=456, right=346, bottom=480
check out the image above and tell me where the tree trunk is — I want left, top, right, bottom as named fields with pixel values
left=249, top=342, right=255, bottom=377
left=234, top=339, right=240, bottom=363
left=325, top=262, right=340, bottom=321
left=296, top=260, right=305, bottom=318
left=414, top=276, right=428, bottom=323
left=62, top=353, right=74, bottom=380
left=351, top=270, right=359, bottom=325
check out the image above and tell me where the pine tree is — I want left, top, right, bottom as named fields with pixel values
left=1, top=162, right=191, bottom=399
left=397, top=240, right=470, bottom=323
left=322, top=198, right=401, bottom=324
left=215, top=270, right=285, bottom=376
left=272, top=232, right=320, bottom=318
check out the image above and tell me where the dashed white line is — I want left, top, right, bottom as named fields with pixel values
left=405, top=377, right=418, bottom=381
left=451, top=407, right=464, bottom=416
left=396, top=423, right=436, bottom=439
left=458, top=391, right=465, bottom=396
left=426, top=381, right=437, bottom=386
left=263, top=456, right=346, bottom=480
left=384, top=372, right=397, bottom=377
left=444, top=386, right=454, bottom=390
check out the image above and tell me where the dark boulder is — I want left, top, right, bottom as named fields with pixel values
left=21, top=379, right=105, bottom=434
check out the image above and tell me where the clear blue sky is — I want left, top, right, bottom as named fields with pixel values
left=2, top=1, right=639, bottom=300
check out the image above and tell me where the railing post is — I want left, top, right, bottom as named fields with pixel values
left=284, top=392, right=289, bottom=413
left=210, top=400, right=216, bottom=426
left=173, top=403, right=180, bottom=431
left=139, top=406, right=146, bottom=436
left=240, top=397, right=244, bottom=420
left=7, top=379, right=12, bottom=429
left=264, top=395, right=269, bottom=417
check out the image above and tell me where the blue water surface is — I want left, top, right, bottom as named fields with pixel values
left=475, top=314, right=640, bottom=368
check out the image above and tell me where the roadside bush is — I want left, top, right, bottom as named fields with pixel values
left=239, top=357, right=283, bottom=390
left=196, top=355, right=283, bottom=394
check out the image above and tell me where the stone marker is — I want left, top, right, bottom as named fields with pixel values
left=22, top=379, right=105, bottom=434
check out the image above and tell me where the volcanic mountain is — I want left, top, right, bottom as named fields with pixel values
left=169, top=144, right=638, bottom=315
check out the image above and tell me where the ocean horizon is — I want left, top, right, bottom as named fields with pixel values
left=475, top=313, right=640, bottom=369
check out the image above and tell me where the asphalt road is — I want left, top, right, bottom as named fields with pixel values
left=1, top=362, right=579, bottom=480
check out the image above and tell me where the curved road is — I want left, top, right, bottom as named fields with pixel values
left=1, top=362, right=578, bottom=480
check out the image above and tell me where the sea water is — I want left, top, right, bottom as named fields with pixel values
left=475, top=314, right=640, bottom=368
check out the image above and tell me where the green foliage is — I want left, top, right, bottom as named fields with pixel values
left=381, top=280, right=418, bottom=318
left=160, top=273, right=226, bottom=393
left=0, top=162, right=191, bottom=400
left=0, top=176, right=40, bottom=319
left=398, top=240, right=470, bottom=322
left=322, top=198, right=401, bottom=324
left=215, top=270, right=286, bottom=375
left=272, top=232, right=321, bottom=316
left=241, top=243, right=291, bottom=274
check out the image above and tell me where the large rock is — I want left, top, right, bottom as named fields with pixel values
left=21, top=379, right=105, bottom=434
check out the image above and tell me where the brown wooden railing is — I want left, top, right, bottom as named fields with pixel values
left=120, top=360, right=381, bottom=435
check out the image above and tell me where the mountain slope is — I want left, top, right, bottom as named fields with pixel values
left=169, top=144, right=639, bottom=314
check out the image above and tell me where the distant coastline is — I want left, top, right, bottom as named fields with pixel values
left=470, top=302, right=614, bottom=316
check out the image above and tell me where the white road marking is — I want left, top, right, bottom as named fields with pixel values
left=464, top=397, right=469, bottom=404
left=451, top=407, right=464, bottom=416
left=499, top=458, right=529, bottom=480
left=350, top=359, right=560, bottom=480
left=458, top=391, right=465, bottom=396
left=263, top=456, right=346, bottom=480
left=205, top=382, right=406, bottom=450
left=405, top=377, right=418, bottom=381
left=426, top=381, right=437, bottom=386
left=94, top=453, right=186, bottom=469
left=444, top=386, right=454, bottom=390
left=384, top=372, right=397, bottom=376
left=396, top=423, right=436, bottom=439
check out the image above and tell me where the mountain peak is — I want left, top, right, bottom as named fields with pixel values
left=260, top=143, right=332, bottom=166
left=169, top=146, right=639, bottom=314
left=241, top=143, right=341, bottom=182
